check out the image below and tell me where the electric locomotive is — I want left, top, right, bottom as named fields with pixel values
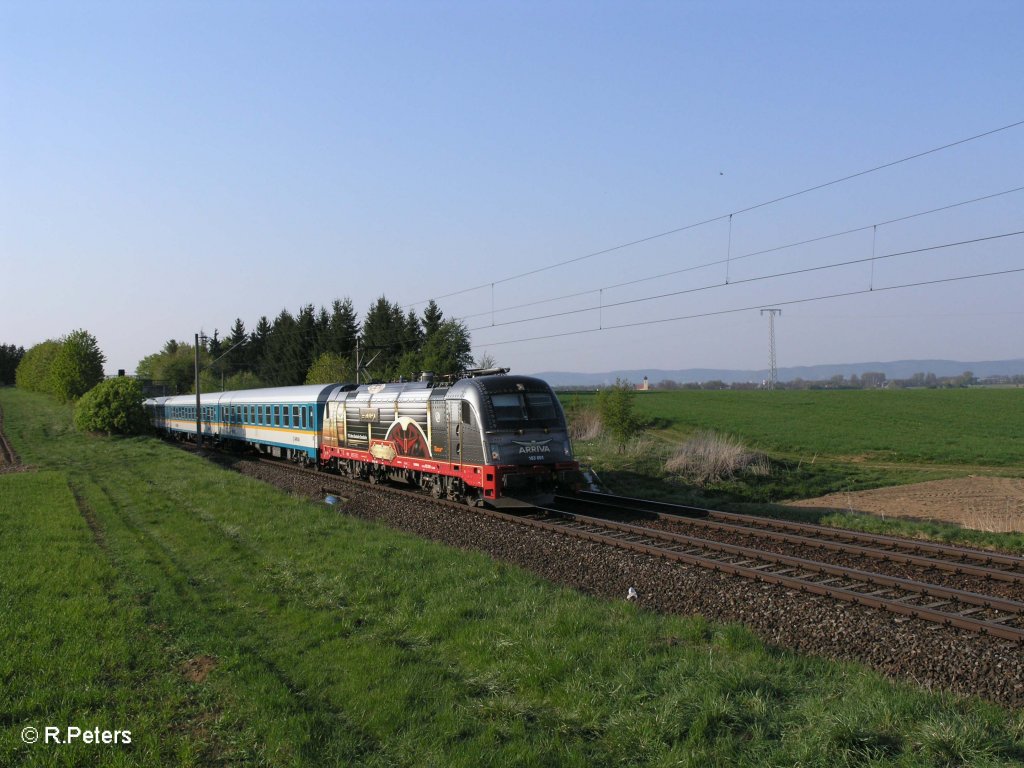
left=321, top=369, right=579, bottom=504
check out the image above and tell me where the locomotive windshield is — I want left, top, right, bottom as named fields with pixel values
left=489, top=391, right=561, bottom=428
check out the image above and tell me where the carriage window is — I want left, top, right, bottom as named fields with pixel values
left=292, top=406, right=300, bottom=428
left=301, top=407, right=307, bottom=429
left=273, top=405, right=279, bottom=426
left=283, top=406, right=290, bottom=427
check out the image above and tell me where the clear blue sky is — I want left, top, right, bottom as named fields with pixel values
left=3, top=1, right=1022, bottom=377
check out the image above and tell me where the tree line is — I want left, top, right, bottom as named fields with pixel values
left=11, top=331, right=106, bottom=401
left=0, top=344, right=26, bottom=386
left=647, top=370, right=995, bottom=391
left=136, top=296, right=479, bottom=395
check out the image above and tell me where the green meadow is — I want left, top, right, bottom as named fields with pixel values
left=2, top=387, right=1023, bottom=766
left=562, top=388, right=1024, bottom=540
left=625, top=389, right=1024, bottom=467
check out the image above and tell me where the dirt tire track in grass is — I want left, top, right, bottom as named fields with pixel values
left=97, top=476, right=384, bottom=763
left=73, top=478, right=236, bottom=765
left=70, top=483, right=111, bottom=553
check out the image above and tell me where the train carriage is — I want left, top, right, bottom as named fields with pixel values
left=148, top=384, right=339, bottom=463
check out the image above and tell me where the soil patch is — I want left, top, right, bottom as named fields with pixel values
left=787, top=476, right=1024, bottom=533
left=181, top=655, right=218, bottom=684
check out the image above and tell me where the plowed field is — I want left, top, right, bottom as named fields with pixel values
left=788, top=476, right=1024, bottom=532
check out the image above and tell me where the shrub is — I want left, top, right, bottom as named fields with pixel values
left=51, top=330, right=106, bottom=402
left=305, top=352, right=354, bottom=385
left=74, top=377, right=150, bottom=436
left=666, top=430, right=771, bottom=485
left=568, top=407, right=603, bottom=442
left=15, top=340, right=63, bottom=394
left=595, top=379, right=642, bottom=451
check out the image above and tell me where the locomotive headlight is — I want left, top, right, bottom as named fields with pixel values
left=490, top=444, right=500, bottom=460
left=563, top=442, right=570, bottom=455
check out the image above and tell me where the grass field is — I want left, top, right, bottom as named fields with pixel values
left=561, top=388, right=1024, bottom=507
left=3, top=387, right=1024, bottom=766
left=626, top=389, right=1024, bottom=466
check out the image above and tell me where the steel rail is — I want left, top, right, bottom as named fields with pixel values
left=519, top=505, right=1024, bottom=644
left=531, top=507, right=1024, bottom=613
left=565, top=491, right=1024, bottom=582
left=0, top=405, right=18, bottom=468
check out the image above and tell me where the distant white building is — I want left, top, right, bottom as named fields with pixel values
left=637, top=376, right=649, bottom=391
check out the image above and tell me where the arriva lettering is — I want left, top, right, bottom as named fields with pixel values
left=517, top=444, right=551, bottom=455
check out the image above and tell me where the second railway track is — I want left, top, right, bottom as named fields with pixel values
left=564, top=490, right=1024, bottom=582
left=519, top=503, right=1024, bottom=644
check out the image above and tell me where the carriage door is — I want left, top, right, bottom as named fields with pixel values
left=447, top=400, right=461, bottom=464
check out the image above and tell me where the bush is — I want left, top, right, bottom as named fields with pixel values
left=74, top=378, right=150, bottom=436
left=595, top=379, right=642, bottom=451
left=15, top=340, right=63, bottom=394
left=568, top=407, right=603, bottom=442
left=305, top=352, right=354, bottom=385
left=51, top=330, right=106, bottom=402
left=666, top=430, right=771, bottom=485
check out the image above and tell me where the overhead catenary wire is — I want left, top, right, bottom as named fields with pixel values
left=465, top=230, right=1024, bottom=333
left=471, top=266, right=1024, bottom=348
left=454, top=184, right=1024, bottom=323
left=405, top=118, right=1024, bottom=308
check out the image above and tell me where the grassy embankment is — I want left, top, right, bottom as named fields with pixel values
left=562, top=388, right=1024, bottom=550
left=2, top=387, right=1023, bottom=766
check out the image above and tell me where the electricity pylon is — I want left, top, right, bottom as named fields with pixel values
left=760, top=309, right=782, bottom=390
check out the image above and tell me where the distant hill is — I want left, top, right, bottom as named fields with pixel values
left=530, top=359, right=1024, bottom=388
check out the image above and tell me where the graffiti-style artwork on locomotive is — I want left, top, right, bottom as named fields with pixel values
left=384, top=416, right=431, bottom=458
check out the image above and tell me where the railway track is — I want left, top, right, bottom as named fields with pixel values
left=520, top=503, right=1024, bottom=644
left=0, top=405, right=20, bottom=469
left=258, top=455, right=1024, bottom=644
left=558, top=491, right=1024, bottom=584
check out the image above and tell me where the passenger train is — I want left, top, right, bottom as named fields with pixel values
left=145, top=369, right=580, bottom=505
